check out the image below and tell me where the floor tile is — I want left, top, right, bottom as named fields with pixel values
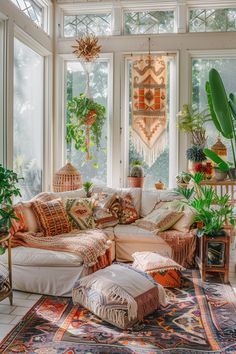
left=0, top=314, right=17, bottom=324
left=12, top=291, right=30, bottom=299
left=0, top=304, right=16, bottom=315
left=11, top=298, right=38, bottom=308
left=11, top=306, right=30, bottom=316
left=0, top=324, right=14, bottom=341
left=10, top=315, right=24, bottom=325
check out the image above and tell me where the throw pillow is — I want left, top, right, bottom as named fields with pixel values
left=10, top=204, right=28, bottom=235
left=171, top=206, right=196, bottom=232
left=31, top=199, right=71, bottom=237
left=135, top=209, right=183, bottom=232
left=93, top=193, right=119, bottom=229
left=106, top=194, right=121, bottom=219
left=119, top=193, right=140, bottom=224
left=31, top=192, right=55, bottom=202
left=64, top=198, right=95, bottom=230
left=132, top=251, right=185, bottom=288
left=21, top=202, right=39, bottom=233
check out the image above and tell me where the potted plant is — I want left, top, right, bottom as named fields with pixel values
left=186, top=145, right=206, bottom=173
left=176, top=172, right=191, bottom=188
left=0, top=165, right=21, bottom=254
left=206, top=69, right=236, bottom=179
left=128, top=160, right=145, bottom=188
left=66, top=93, right=106, bottom=163
left=83, top=181, right=93, bottom=197
left=203, top=148, right=229, bottom=181
left=177, top=172, right=235, bottom=238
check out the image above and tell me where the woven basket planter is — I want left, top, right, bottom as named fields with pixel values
left=53, top=162, right=82, bottom=192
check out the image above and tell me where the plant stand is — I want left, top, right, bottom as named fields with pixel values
left=196, top=234, right=230, bottom=283
left=0, top=233, right=13, bottom=305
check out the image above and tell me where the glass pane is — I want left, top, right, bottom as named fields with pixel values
left=10, top=0, right=43, bottom=27
left=64, top=13, right=111, bottom=37
left=124, top=11, right=174, bottom=35
left=0, top=22, right=4, bottom=165
left=192, top=58, right=236, bottom=162
left=66, top=60, right=109, bottom=185
left=128, top=59, right=170, bottom=189
left=14, top=38, right=44, bottom=200
left=207, top=241, right=225, bottom=267
left=189, top=8, right=236, bottom=32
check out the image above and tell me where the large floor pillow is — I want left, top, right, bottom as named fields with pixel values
left=132, top=251, right=185, bottom=288
left=72, top=263, right=167, bottom=329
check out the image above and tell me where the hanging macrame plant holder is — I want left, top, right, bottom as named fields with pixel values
left=131, top=54, right=168, bottom=167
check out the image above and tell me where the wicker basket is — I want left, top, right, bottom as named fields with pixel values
left=53, top=162, right=82, bottom=192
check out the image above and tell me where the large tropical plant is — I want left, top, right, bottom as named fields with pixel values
left=177, top=172, right=235, bottom=237
left=0, top=165, right=22, bottom=254
left=66, top=93, right=106, bottom=163
left=206, top=68, right=236, bottom=169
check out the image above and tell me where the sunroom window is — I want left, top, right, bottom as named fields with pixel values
left=189, top=8, right=236, bottom=32
left=10, top=0, right=43, bottom=28
left=124, top=10, right=174, bottom=35
left=64, top=13, right=111, bottom=37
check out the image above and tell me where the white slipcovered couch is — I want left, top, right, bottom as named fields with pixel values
left=1, top=186, right=187, bottom=296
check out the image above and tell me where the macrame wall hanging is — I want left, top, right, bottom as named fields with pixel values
left=131, top=39, right=168, bottom=167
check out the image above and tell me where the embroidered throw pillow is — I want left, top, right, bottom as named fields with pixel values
left=64, top=198, right=95, bottom=230
left=107, top=194, right=121, bottom=219
left=171, top=206, right=196, bottom=232
left=135, top=209, right=183, bottom=232
left=32, top=199, right=71, bottom=236
left=132, top=252, right=185, bottom=288
left=119, top=193, right=140, bottom=224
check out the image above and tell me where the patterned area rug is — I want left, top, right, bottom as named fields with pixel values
left=1, top=270, right=236, bottom=353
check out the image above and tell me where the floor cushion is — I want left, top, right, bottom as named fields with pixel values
left=72, top=263, right=167, bottom=329
left=132, top=251, right=185, bottom=288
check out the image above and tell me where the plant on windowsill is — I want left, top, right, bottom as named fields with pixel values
left=66, top=93, right=106, bottom=166
left=83, top=181, right=94, bottom=198
left=128, top=160, right=145, bottom=188
left=0, top=165, right=22, bottom=255
left=177, top=172, right=235, bottom=238
left=206, top=68, right=236, bottom=179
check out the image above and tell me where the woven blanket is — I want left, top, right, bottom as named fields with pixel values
left=11, top=229, right=112, bottom=275
left=73, top=263, right=160, bottom=329
left=158, top=229, right=196, bottom=268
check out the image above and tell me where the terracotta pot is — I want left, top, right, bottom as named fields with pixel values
left=214, top=167, right=227, bottom=181
left=127, top=177, right=144, bottom=188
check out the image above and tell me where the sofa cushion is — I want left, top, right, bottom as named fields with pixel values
left=135, top=209, right=183, bottom=232
left=32, top=199, right=71, bottom=236
left=141, top=189, right=182, bottom=217
left=21, top=202, right=39, bottom=232
left=114, top=224, right=168, bottom=244
left=64, top=198, right=95, bottom=230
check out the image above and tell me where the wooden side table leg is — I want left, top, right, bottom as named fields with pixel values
left=224, top=272, right=229, bottom=284
left=8, top=292, right=13, bottom=306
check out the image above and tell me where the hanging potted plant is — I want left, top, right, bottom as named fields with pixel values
left=66, top=94, right=106, bottom=163
left=128, top=160, right=145, bottom=188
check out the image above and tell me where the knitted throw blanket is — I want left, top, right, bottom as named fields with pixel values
left=11, top=229, right=112, bottom=275
left=158, top=229, right=196, bottom=268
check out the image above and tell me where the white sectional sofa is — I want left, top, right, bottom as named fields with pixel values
left=1, top=186, right=191, bottom=297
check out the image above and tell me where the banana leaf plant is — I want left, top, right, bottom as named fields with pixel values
left=206, top=68, right=236, bottom=169
left=203, top=148, right=230, bottom=172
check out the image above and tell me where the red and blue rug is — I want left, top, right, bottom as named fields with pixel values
left=1, top=270, right=236, bottom=353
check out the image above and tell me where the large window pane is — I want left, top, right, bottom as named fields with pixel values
left=128, top=59, right=171, bottom=188
left=124, top=11, right=174, bottom=35
left=10, top=0, right=43, bottom=27
left=14, top=38, right=44, bottom=200
left=192, top=57, right=236, bottom=162
left=189, top=9, right=236, bottom=32
left=64, top=13, right=111, bottom=37
left=66, top=60, right=109, bottom=185
left=0, top=21, right=4, bottom=165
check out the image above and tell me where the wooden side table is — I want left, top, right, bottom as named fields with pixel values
left=196, top=234, right=230, bottom=283
left=200, top=179, right=236, bottom=205
left=0, top=233, right=13, bottom=305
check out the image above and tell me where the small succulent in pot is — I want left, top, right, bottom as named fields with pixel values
left=83, top=181, right=93, bottom=197
left=186, top=145, right=206, bottom=162
left=130, top=160, right=144, bottom=177
left=176, top=172, right=191, bottom=188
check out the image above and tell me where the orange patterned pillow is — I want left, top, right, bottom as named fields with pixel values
left=132, top=252, right=184, bottom=288
left=9, top=204, right=28, bottom=235
left=119, top=193, right=139, bottom=224
left=32, top=199, right=71, bottom=236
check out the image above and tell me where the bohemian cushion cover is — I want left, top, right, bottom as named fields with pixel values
left=31, top=199, right=71, bottom=237
left=135, top=209, right=183, bottom=232
left=72, top=263, right=166, bottom=329
left=64, top=198, right=95, bottom=230
left=132, top=251, right=185, bottom=288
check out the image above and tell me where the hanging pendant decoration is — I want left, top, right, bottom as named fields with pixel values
left=131, top=46, right=168, bottom=167
left=72, top=35, right=101, bottom=63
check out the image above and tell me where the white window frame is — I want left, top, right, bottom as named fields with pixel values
left=12, top=26, right=53, bottom=192
left=0, top=19, right=7, bottom=166
left=56, top=53, right=114, bottom=187
left=121, top=51, right=179, bottom=189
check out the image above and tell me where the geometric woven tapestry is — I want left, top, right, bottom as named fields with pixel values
left=131, top=55, right=167, bottom=167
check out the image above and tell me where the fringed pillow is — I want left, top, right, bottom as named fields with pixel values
left=72, top=263, right=166, bottom=329
left=135, top=209, right=183, bottom=232
left=32, top=199, right=71, bottom=236
left=132, top=252, right=185, bottom=288
left=64, top=198, right=95, bottom=230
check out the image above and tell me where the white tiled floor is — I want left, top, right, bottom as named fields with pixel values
left=0, top=247, right=236, bottom=343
